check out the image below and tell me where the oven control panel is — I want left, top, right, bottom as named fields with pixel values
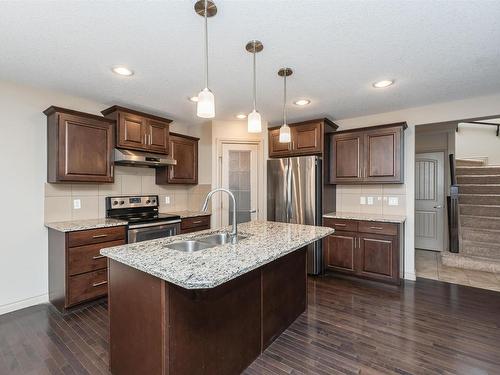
left=106, top=195, right=158, bottom=209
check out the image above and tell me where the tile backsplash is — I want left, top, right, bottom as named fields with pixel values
left=335, top=184, right=406, bottom=216
left=44, top=166, right=211, bottom=222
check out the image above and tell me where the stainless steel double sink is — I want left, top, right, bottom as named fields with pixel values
left=166, top=233, right=247, bottom=253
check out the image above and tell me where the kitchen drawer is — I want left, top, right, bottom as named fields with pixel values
left=180, top=225, right=210, bottom=234
left=67, top=269, right=107, bottom=307
left=180, top=216, right=211, bottom=231
left=68, top=226, right=126, bottom=247
left=323, top=218, right=358, bottom=232
left=68, top=239, right=125, bottom=276
left=358, top=221, right=398, bottom=236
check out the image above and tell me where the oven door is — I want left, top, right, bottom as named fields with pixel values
left=127, top=220, right=181, bottom=243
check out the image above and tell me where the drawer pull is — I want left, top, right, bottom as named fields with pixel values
left=192, top=220, right=203, bottom=224
left=92, top=234, right=108, bottom=239
left=334, top=223, right=346, bottom=227
left=92, top=255, right=106, bottom=260
left=92, top=281, right=107, bottom=287
left=370, top=226, right=384, bottom=230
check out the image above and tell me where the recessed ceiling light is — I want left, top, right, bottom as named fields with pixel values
left=188, top=96, right=199, bottom=102
left=111, top=66, right=134, bottom=76
left=236, top=114, right=247, bottom=119
left=372, top=80, right=394, bottom=88
left=294, top=99, right=311, bottom=106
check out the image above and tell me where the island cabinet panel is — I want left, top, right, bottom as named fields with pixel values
left=44, top=106, right=115, bottom=183
left=102, top=105, right=172, bottom=155
left=324, top=218, right=401, bottom=284
left=329, top=122, right=406, bottom=184
left=48, top=226, right=126, bottom=312
left=156, top=133, right=199, bottom=184
left=107, top=247, right=308, bottom=375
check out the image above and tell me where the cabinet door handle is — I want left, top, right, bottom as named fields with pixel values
left=191, top=220, right=203, bottom=224
left=92, top=255, right=106, bottom=260
left=149, top=133, right=152, bottom=145
left=92, top=234, right=108, bottom=239
left=92, top=281, right=107, bottom=287
left=334, top=223, right=346, bottom=227
left=144, top=134, right=147, bottom=144
left=370, top=226, right=384, bottom=230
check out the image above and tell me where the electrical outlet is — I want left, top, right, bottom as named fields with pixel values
left=360, top=196, right=366, bottom=205
left=388, top=197, right=399, bottom=206
left=165, top=196, right=170, bottom=204
left=73, top=199, right=81, bottom=210
left=367, top=196, right=374, bottom=205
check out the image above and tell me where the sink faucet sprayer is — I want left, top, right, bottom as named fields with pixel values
left=201, top=188, right=238, bottom=243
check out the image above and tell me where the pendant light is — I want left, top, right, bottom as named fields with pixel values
left=278, top=67, right=293, bottom=143
left=245, top=40, right=263, bottom=133
left=194, top=0, right=217, bottom=118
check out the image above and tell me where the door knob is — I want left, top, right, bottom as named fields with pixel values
left=249, top=209, right=257, bottom=213
left=434, top=205, right=443, bottom=209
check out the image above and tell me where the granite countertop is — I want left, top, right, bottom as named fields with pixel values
left=101, top=221, right=333, bottom=290
left=323, top=212, right=406, bottom=223
left=45, top=218, right=128, bottom=232
left=164, top=210, right=211, bottom=219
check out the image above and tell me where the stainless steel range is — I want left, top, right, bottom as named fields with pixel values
left=106, top=195, right=181, bottom=243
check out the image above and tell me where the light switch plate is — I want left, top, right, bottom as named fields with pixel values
left=367, top=196, right=374, bottom=205
left=165, top=196, right=170, bottom=204
left=73, top=199, right=81, bottom=210
left=388, top=197, right=399, bottom=206
left=360, top=196, right=366, bottom=205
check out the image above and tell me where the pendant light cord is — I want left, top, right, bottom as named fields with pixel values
left=253, top=49, right=257, bottom=111
left=204, top=0, right=209, bottom=89
left=283, top=74, right=287, bottom=125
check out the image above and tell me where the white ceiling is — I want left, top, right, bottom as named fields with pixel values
left=1, top=0, right=500, bottom=125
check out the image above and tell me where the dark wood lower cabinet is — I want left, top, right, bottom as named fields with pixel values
left=48, top=226, right=126, bottom=312
left=180, top=215, right=210, bottom=234
left=108, top=248, right=307, bottom=375
left=324, top=218, right=402, bottom=284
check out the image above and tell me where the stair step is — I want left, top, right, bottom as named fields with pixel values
left=462, top=227, right=500, bottom=243
left=461, top=215, right=500, bottom=231
left=456, top=166, right=500, bottom=176
left=457, top=175, right=500, bottom=184
left=459, top=194, right=500, bottom=205
left=460, top=204, right=500, bottom=217
left=459, top=184, right=500, bottom=194
left=441, top=253, right=500, bottom=273
left=456, top=159, right=487, bottom=167
left=461, top=240, right=500, bottom=259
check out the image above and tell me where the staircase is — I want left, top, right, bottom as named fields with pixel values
left=442, top=158, right=500, bottom=272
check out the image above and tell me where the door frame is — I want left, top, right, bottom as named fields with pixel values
left=415, top=151, right=446, bottom=252
left=214, top=138, right=265, bottom=229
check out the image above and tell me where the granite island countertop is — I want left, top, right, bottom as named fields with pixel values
left=45, top=218, right=128, bottom=232
left=101, top=221, right=333, bottom=290
left=323, top=212, right=406, bottom=223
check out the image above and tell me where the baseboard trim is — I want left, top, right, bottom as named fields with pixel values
left=0, top=294, right=49, bottom=316
left=404, top=271, right=416, bottom=281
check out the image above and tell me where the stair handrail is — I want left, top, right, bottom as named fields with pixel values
left=448, top=154, right=459, bottom=253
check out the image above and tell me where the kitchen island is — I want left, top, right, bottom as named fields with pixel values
left=101, top=221, right=333, bottom=375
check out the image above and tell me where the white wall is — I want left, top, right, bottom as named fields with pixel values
left=335, top=92, right=500, bottom=280
left=0, top=81, right=211, bottom=314
left=456, top=121, right=500, bottom=165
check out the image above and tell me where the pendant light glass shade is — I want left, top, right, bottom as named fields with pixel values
left=247, top=109, right=262, bottom=133
left=197, top=87, right=215, bottom=118
left=279, top=123, right=291, bottom=142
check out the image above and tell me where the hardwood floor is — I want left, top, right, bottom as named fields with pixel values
left=1, top=275, right=500, bottom=374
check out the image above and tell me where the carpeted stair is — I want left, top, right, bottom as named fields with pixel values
left=442, top=158, right=500, bottom=273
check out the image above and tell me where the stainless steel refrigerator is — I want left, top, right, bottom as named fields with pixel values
left=267, top=156, right=326, bottom=275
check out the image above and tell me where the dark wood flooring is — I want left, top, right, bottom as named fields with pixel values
left=1, top=275, right=500, bottom=375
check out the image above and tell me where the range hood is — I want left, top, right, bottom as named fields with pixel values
left=114, top=149, right=177, bottom=167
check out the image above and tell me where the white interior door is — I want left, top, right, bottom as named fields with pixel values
left=221, top=143, right=259, bottom=227
left=415, top=152, right=445, bottom=251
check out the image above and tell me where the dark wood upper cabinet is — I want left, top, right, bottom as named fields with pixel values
left=44, top=106, right=115, bottom=183
left=101, top=105, right=171, bottom=155
left=156, top=133, right=199, bottom=184
left=268, top=118, right=337, bottom=158
left=329, top=122, right=406, bottom=184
